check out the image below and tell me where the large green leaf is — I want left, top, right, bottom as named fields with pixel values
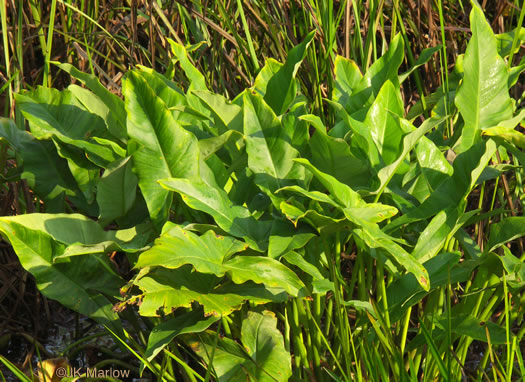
left=52, top=139, right=100, bottom=204
left=278, top=184, right=396, bottom=224
left=135, top=223, right=247, bottom=272
left=364, top=80, right=405, bottom=165
left=186, top=311, right=291, bottom=382
left=487, top=217, right=525, bottom=253
left=253, top=58, right=282, bottom=97
left=58, top=223, right=151, bottom=258
left=387, top=139, right=497, bottom=230
left=0, top=118, right=87, bottom=212
left=349, top=219, right=429, bottom=291
left=135, top=267, right=288, bottom=317
left=509, top=56, right=525, bottom=88
left=279, top=201, right=349, bottom=233
left=282, top=100, right=310, bottom=153
left=185, top=332, right=248, bottom=381
left=293, top=158, right=364, bottom=208
left=15, top=87, right=120, bottom=165
left=268, top=221, right=316, bottom=259
left=135, top=224, right=305, bottom=297
left=327, top=100, right=382, bottom=169
left=293, top=159, right=429, bottom=290
left=240, top=311, right=292, bottom=381
left=224, top=256, right=306, bottom=297
left=304, top=114, right=370, bottom=188
left=67, top=84, right=127, bottom=145
left=131, top=66, right=210, bottom=131
left=192, top=90, right=243, bottom=133
left=415, top=136, right=453, bottom=192
left=333, top=55, right=362, bottom=105
left=168, top=39, right=208, bottom=91
left=495, top=27, right=525, bottom=58
left=499, top=247, right=525, bottom=288
left=243, top=92, right=303, bottom=195
left=96, top=156, right=138, bottom=224
left=346, top=34, right=404, bottom=113
left=123, top=70, right=201, bottom=228
left=0, top=212, right=147, bottom=263
left=135, top=66, right=186, bottom=108
left=136, top=269, right=245, bottom=317
left=399, top=45, right=442, bottom=83
left=408, top=313, right=509, bottom=348
left=443, top=314, right=508, bottom=345
left=0, top=217, right=123, bottom=336
left=144, top=310, right=220, bottom=363
left=159, top=178, right=272, bottom=251
left=198, top=130, right=243, bottom=160
left=454, top=4, right=513, bottom=152
left=0, top=213, right=146, bottom=254
left=482, top=125, right=525, bottom=150
left=263, top=30, right=315, bottom=115
left=132, top=66, right=213, bottom=134
left=410, top=208, right=461, bottom=263
left=282, top=251, right=326, bottom=282
left=386, top=252, right=473, bottom=321
left=52, top=62, right=127, bottom=142
left=374, top=117, right=444, bottom=197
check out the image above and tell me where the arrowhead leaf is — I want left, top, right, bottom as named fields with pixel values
left=123, top=70, right=201, bottom=228
left=159, top=178, right=272, bottom=251
left=455, top=4, right=513, bottom=152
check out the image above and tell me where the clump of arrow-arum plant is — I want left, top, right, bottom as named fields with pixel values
left=0, top=2, right=524, bottom=380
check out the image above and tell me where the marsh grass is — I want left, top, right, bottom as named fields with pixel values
left=1, top=1, right=521, bottom=109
